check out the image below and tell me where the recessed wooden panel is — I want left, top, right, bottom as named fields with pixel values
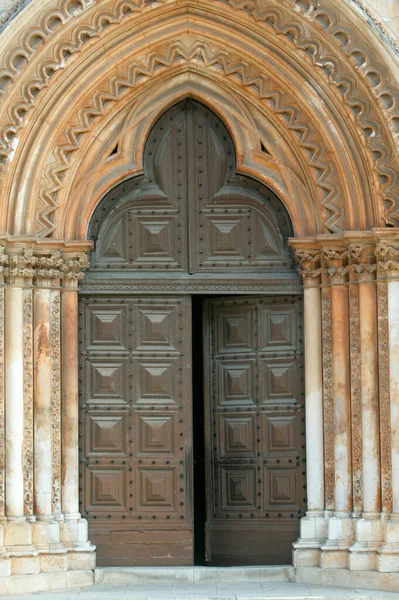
left=86, top=359, right=128, bottom=405
left=136, top=306, right=176, bottom=351
left=260, top=306, right=297, bottom=351
left=138, top=415, right=174, bottom=454
left=200, top=213, right=249, bottom=266
left=139, top=468, right=178, bottom=510
left=136, top=360, right=177, bottom=405
left=261, top=359, right=297, bottom=403
left=216, top=307, right=254, bottom=355
left=132, top=216, right=179, bottom=266
left=219, top=415, right=256, bottom=457
left=205, top=296, right=305, bottom=565
left=88, top=467, right=127, bottom=511
left=85, top=305, right=128, bottom=350
left=263, top=412, right=298, bottom=455
left=264, top=465, right=300, bottom=508
left=86, top=414, right=126, bottom=456
left=220, top=466, right=257, bottom=511
left=219, top=361, right=255, bottom=406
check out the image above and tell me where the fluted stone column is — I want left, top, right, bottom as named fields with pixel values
left=292, top=248, right=326, bottom=567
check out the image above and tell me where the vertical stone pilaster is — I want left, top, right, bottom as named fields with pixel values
left=375, top=236, right=399, bottom=572
left=321, top=282, right=334, bottom=512
left=59, top=252, right=93, bottom=554
left=22, top=289, right=34, bottom=518
left=377, top=279, right=392, bottom=516
left=348, top=243, right=382, bottom=571
left=51, top=291, right=61, bottom=518
left=320, top=245, right=354, bottom=569
left=33, top=283, right=52, bottom=519
left=292, top=248, right=326, bottom=568
left=0, top=248, right=6, bottom=521
left=5, top=248, right=36, bottom=524
left=348, top=279, right=362, bottom=516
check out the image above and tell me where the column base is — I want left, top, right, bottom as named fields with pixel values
left=292, top=512, right=326, bottom=567
left=60, top=516, right=95, bottom=551
left=0, top=516, right=96, bottom=585
left=349, top=515, right=384, bottom=571
left=377, top=516, right=399, bottom=572
left=319, top=513, right=355, bottom=569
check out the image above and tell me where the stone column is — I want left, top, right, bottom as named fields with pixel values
left=348, top=244, right=382, bottom=571
left=292, top=249, right=326, bottom=568
left=320, top=246, right=354, bottom=569
left=0, top=239, right=94, bottom=581
left=375, top=237, right=399, bottom=572
left=32, top=253, right=64, bottom=553
left=4, top=247, right=36, bottom=555
left=59, top=253, right=94, bottom=560
left=33, top=280, right=52, bottom=519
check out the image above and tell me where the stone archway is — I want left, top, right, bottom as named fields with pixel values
left=0, top=0, right=397, bottom=594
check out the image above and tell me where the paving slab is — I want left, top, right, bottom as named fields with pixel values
left=2, top=581, right=399, bottom=600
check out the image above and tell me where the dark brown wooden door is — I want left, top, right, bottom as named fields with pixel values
left=79, top=296, right=193, bottom=565
left=204, top=295, right=305, bottom=565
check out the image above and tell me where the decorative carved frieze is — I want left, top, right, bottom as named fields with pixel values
left=51, top=292, right=61, bottom=516
left=22, top=291, right=33, bottom=516
left=321, top=287, right=334, bottom=510
left=0, top=289, right=4, bottom=517
left=377, top=281, right=392, bottom=513
left=349, top=282, right=362, bottom=514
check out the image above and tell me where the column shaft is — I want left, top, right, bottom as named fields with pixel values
left=33, top=286, right=52, bottom=517
left=359, top=278, right=380, bottom=513
left=5, top=286, right=24, bottom=517
left=304, top=284, right=324, bottom=512
left=61, top=288, right=79, bottom=516
left=388, top=280, right=399, bottom=512
left=331, top=282, right=352, bottom=512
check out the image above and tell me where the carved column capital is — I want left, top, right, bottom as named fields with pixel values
left=321, top=246, right=350, bottom=283
left=375, top=242, right=399, bottom=277
left=60, top=253, right=90, bottom=288
left=294, top=249, right=322, bottom=285
left=4, top=246, right=37, bottom=285
left=348, top=242, right=377, bottom=282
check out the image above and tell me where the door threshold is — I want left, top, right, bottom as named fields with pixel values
left=95, top=565, right=293, bottom=585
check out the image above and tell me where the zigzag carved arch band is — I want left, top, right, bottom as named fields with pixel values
left=0, top=0, right=397, bottom=236
left=38, top=41, right=343, bottom=238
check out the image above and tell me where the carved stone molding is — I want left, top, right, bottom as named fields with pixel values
left=349, top=282, right=362, bottom=514
left=80, top=276, right=302, bottom=294
left=50, top=292, right=61, bottom=516
left=22, top=291, right=33, bottom=516
left=0, top=0, right=397, bottom=227
left=377, top=281, right=392, bottom=513
left=321, top=287, right=334, bottom=510
left=36, top=39, right=344, bottom=237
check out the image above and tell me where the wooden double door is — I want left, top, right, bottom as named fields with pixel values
left=79, top=294, right=305, bottom=566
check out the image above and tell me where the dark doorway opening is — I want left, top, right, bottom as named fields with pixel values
left=192, top=295, right=207, bottom=565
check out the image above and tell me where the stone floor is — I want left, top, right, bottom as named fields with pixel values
left=3, top=582, right=399, bottom=600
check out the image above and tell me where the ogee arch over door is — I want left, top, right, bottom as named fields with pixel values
left=88, top=99, right=294, bottom=282
left=80, top=99, right=302, bottom=566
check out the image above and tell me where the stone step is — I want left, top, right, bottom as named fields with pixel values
left=95, top=566, right=293, bottom=585
left=4, top=581, right=399, bottom=600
